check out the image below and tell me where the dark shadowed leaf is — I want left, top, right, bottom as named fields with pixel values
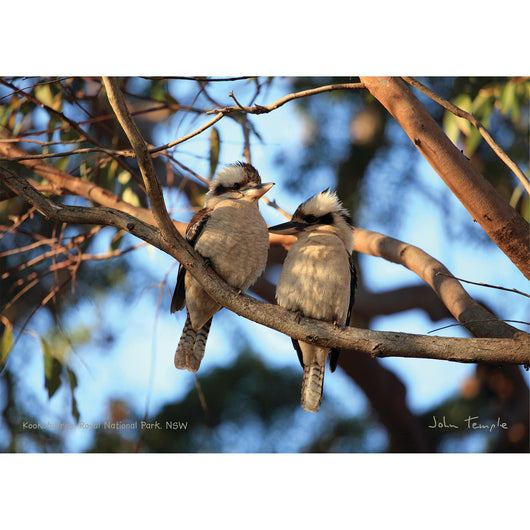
left=42, top=338, right=63, bottom=399
left=67, top=367, right=80, bottom=423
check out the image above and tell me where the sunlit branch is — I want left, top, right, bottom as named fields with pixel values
left=205, top=82, right=366, bottom=116
left=0, top=141, right=187, bottom=235
left=361, top=76, right=530, bottom=281
left=151, top=111, right=225, bottom=154
left=0, top=206, right=37, bottom=240
left=2, top=167, right=528, bottom=365
left=402, top=76, right=530, bottom=195
left=0, top=78, right=108, bottom=152
left=273, top=227, right=525, bottom=341
left=102, top=76, right=184, bottom=245
left=0, top=226, right=101, bottom=280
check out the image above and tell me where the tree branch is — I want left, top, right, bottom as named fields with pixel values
left=205, top=82, right=366, bottom=116
left=273, top=227, right=525, bottom=340
left=402, top=76, right=530, bottom=195
left=0, top=140, right=187, bottom=234
left=360, top=76, right=530, bottom=281
left=353, top=228, right=524, bottom=339
left=2, top=167, right=529, bottom=365
left=101, top=77, right=182, bottom=244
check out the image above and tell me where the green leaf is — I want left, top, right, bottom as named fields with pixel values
left=499, top=80, right=516, bottom=116
left=465, top=127, right=483, bottom=155
left=35, top=82, right=62, bottom=111
left=67, top=367, right=80, bottom=423
left=117, top=170, right=131, bottom=185
left=509, top=183, right=524, bottom=209
left=0, top=319, right=14, bottom=367
left=53, top=156, right=69, bottom=172
left=109, top=229, right=125, bottom=251
left=443, top=94, right=473, bottom=144
left=80, top=161, right=89, bottom=180
left=470, top=93, right=494, bottom=128
left=443, top=111, right=462, bottom=144
left=35, top=84, right=55, bottom=108
left=42, top=338, right=63, bottom=399
left=209, top=127, right=220, bottom=180
left=122, top=187, right=140, bottom=207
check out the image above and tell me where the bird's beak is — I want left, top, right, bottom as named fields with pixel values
left=268, top=220, right=307, bottom=235
left=244, top=182, right=274, bottom=199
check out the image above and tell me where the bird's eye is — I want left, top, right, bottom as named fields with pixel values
left=304, top=214, right=317, bottom=223
left=232, top=183, right=241, bottom=190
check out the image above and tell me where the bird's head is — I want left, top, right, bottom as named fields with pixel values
left=205, top=162, right=274, bottom=208
left=268, top=189, right=353, bottom=250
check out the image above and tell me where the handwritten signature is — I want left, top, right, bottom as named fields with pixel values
left=428, top=415, right=508, bottom=432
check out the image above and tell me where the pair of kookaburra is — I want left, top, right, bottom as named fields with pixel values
left=171, top=162, right=356, bottom=413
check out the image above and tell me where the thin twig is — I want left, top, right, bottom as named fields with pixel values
left=206, top=82, right=366, bottom=116
left=0, top=77, right=72, bottom=103
left=1, top=81, right=366, bottom=163
left=435, top=271, right=530, bottom=298
left=262, top=197, right=291, bottom=219
left=0, top=207, right=36, bottom=240
left=0, top=145, right=133, bottom=162
left=402, top=76, right=530, bottom=195
left=0, top=226, right=100, bottom=280
left=428, top=320, right=529, bottom=334
left=0, top=78, right=108, bottom=152
left=150, top=111, right=225, bottom=154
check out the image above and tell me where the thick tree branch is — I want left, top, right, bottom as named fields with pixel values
left=360, top=76, right=530, bottom=280
left=354, top=228, right=524, bottom=340
left=2, top=168, right=529, bottom=365
left=273, top=228, right=525, bottom=340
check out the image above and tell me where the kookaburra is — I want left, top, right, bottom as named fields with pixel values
left=269, top=190, right=356, bottom=412
left=171, top=162, right=274, bottom=372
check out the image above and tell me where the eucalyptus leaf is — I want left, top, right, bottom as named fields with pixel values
left=35, top=84, right=54, bottom=108
left=122, top=187, right=140, bottom=207
left=42, top=338, right=63, bottom=399
left=465, top=127, right=483, bottom=155
left=499, top=81, right=516, bottom=116
left=0, top=320, right=14, bottom=367
left=67, top=367, right=80, bottom=423
left=209, top=127, right=220, bottom=180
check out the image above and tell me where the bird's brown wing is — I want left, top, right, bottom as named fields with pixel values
left=346, top=253, right=357, bottom=326
left=329, top=253, right=357, bottom=373
left=170, top=207, right=212, bottom=313
left=291, top=338, right=304, bottom=369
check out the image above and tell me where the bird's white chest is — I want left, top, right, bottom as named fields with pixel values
left=194, top=201, right=269, bottom=290
left=276, top=233, right=351, bottom=323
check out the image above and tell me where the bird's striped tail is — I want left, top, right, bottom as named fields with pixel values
left=174, top=313, right=212, bottom=373
left=301, top=361, right=325, bottom=413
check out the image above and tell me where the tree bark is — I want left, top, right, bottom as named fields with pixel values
left=360, top=76, right=530, bottom=281
left=2, top=168, right=529, bottom=365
